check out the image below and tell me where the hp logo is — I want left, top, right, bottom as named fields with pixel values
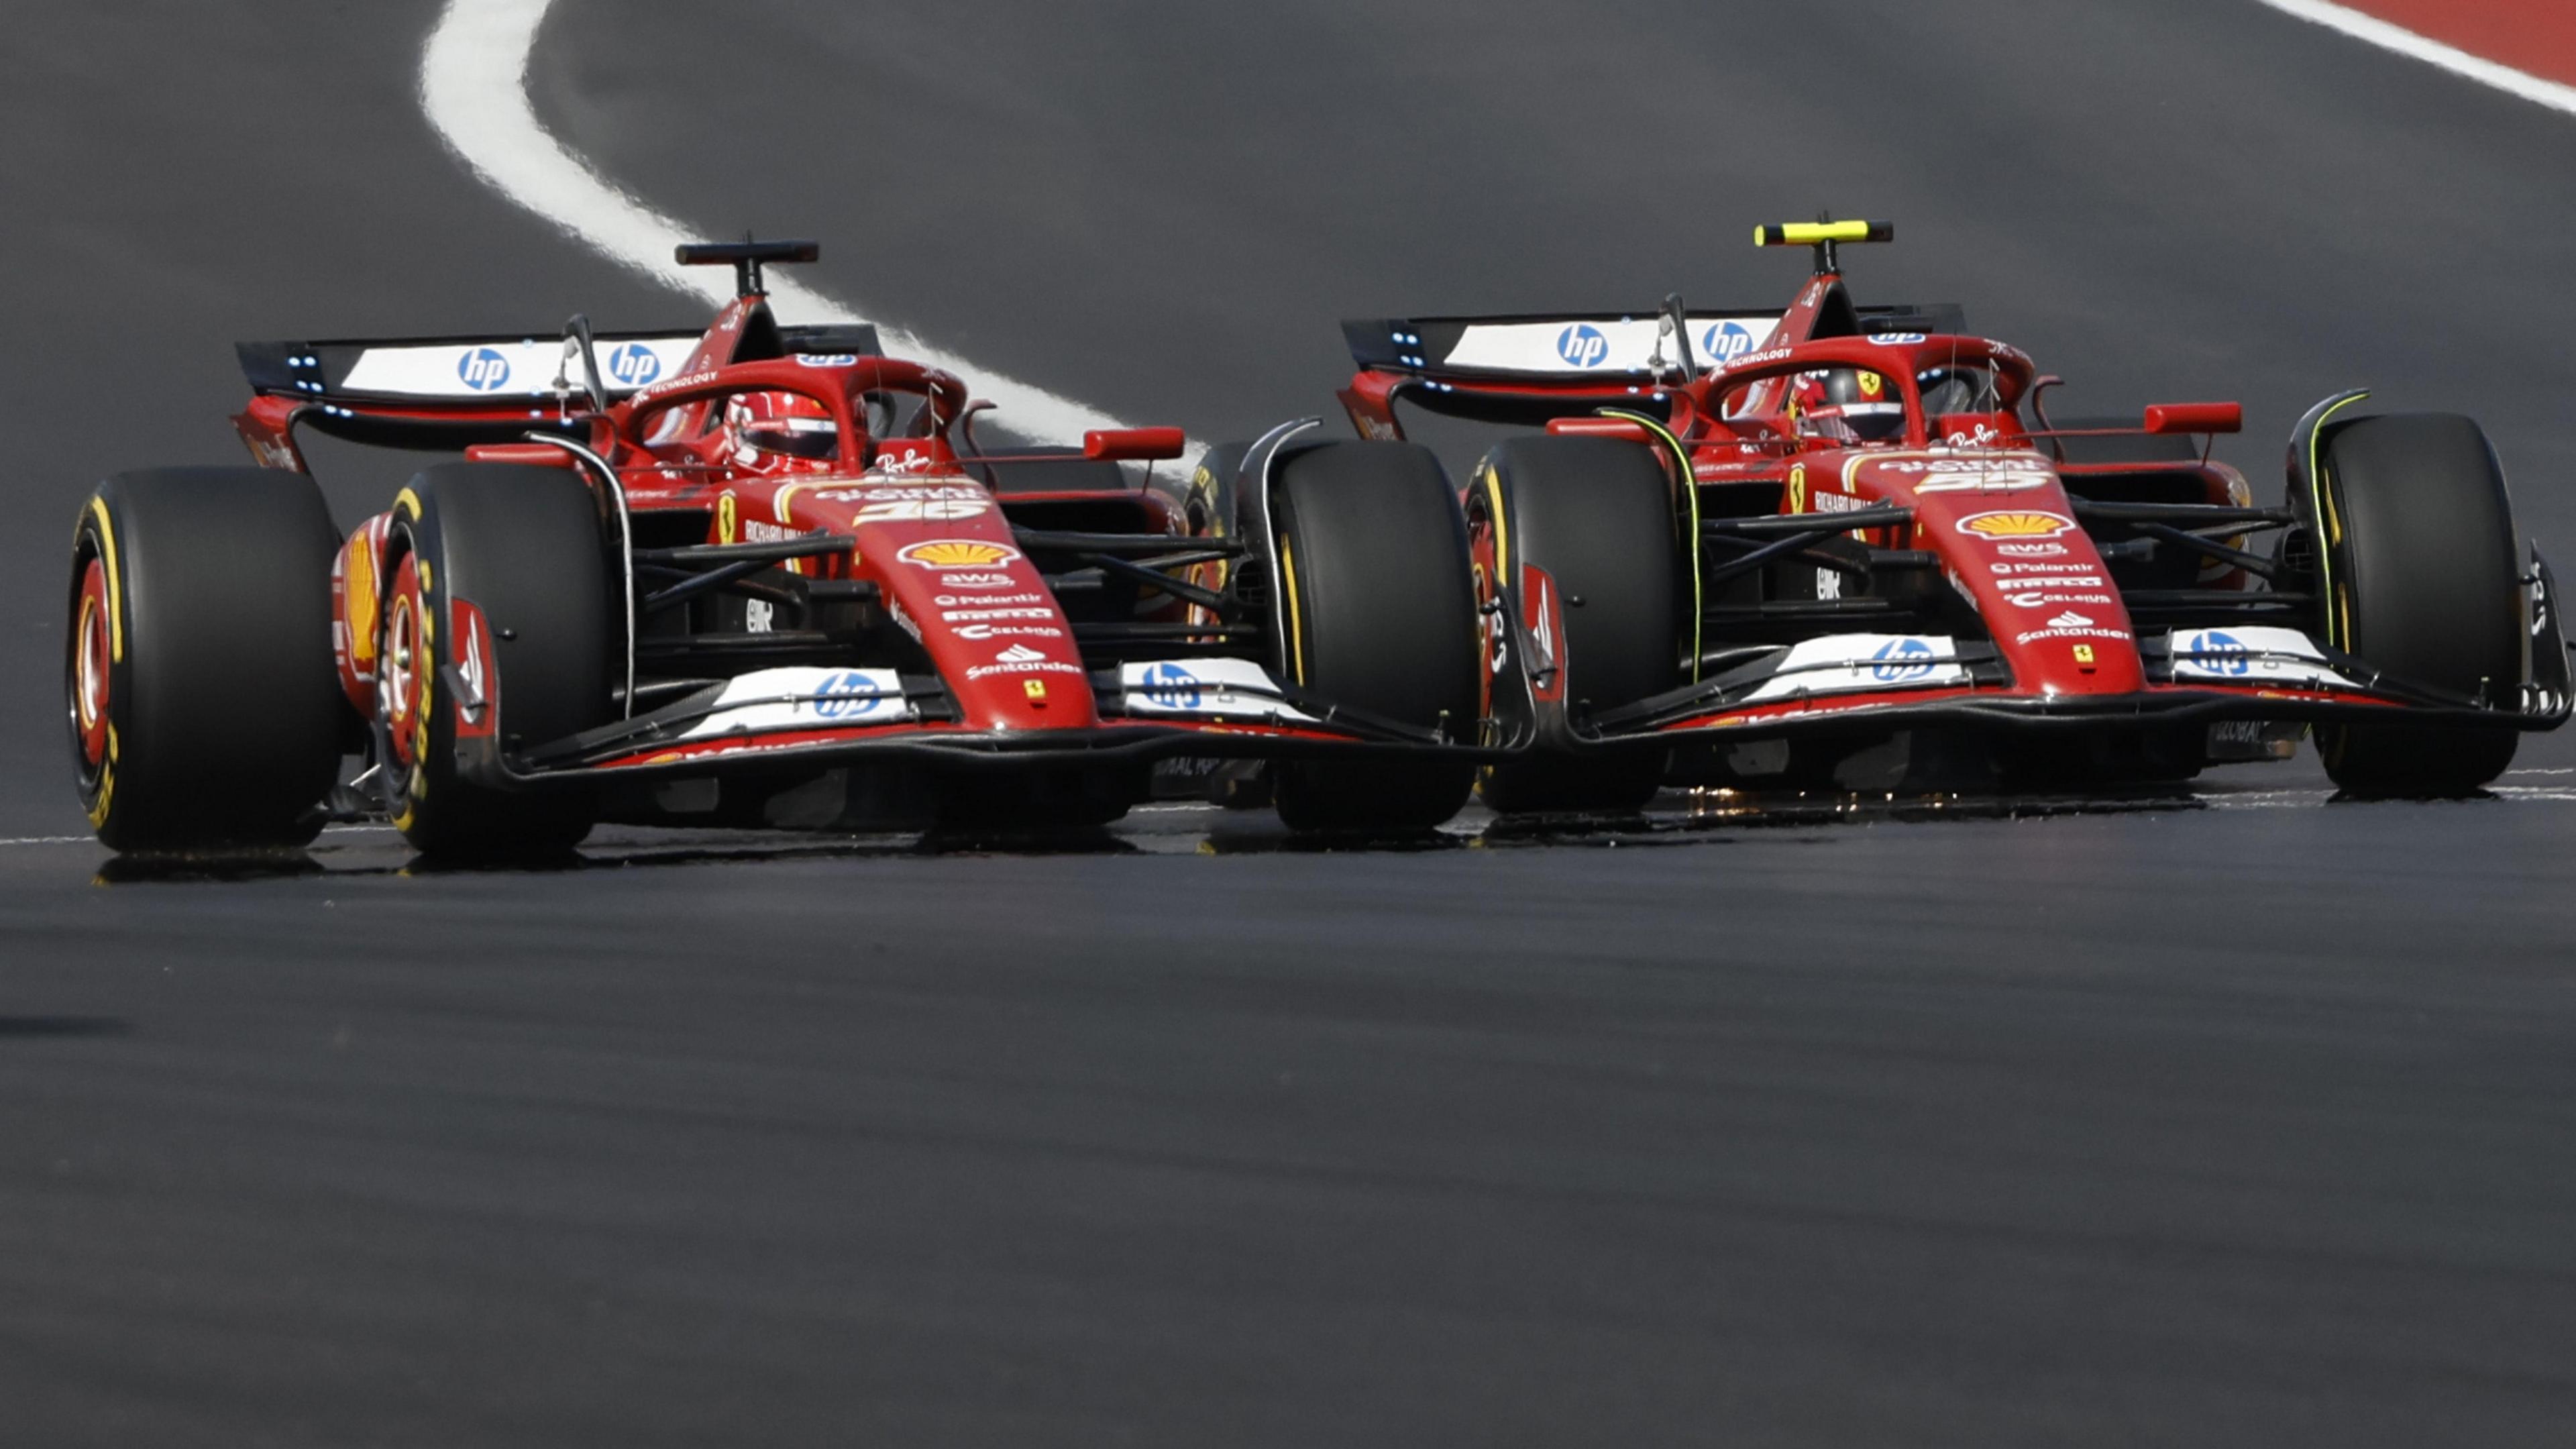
left=604, top=342, right=662, bottom=388
left=1870, top=637, right=1936, bottom=683
left=457, top=346, right=512, bottom=392
left=1142, top=661, right=1201, bottom=709
left=1700, top=321, right=1755, bottom=363
left=2189, top=630, right=2250, bottom=676
left=810, top=670, right=885, bottom=720
left=1554, top=324, right=1610, bottom=369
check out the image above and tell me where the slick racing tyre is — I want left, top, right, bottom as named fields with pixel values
left=379, top=464, right=612, bottom=857
left=70, top=468, right=345, bottom=851
left=2308, top=413, right=2522, bottom=795
left=1470, top=435, right=1683, bottom=813
left=1265, top=441, right=1479, bottom=831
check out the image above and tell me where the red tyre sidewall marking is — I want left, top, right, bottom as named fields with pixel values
left=73, top=557, right=110, bottom=769
left=382, top=553, right=426, bottom=769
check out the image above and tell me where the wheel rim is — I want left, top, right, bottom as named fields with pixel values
left=71, top=557, right=111, bottom=771
left=380, top=553, right=426, bottom=771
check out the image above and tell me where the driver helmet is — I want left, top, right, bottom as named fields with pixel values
left=722, top=390, right=839, bottom=470
left=1790, top=368, right=1905, bottom=443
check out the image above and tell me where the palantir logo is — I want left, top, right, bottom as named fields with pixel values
left=457, top=345, right=512, bottom=392
left=1555, top=323, right=1610, bottom=369
left=1870, top=637, right=1936, bottom=683
left=2187, top=630, right=2249, bottom=676
left=1701, top=321, right=1755, bottom=364
left=604, top=342, right=662, bottom=388
left=1142, top=661, right=1201, bottom=709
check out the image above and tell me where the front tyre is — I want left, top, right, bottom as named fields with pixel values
left=1265, top=442, right=1479, bottom=831
left=1471, top=435, right=1684, bottom=813
left=380, top=464, right=612, bottom=857
left=70, top=469, right=343, bottom=851
left=2310, top=413, right=2522, bottom=795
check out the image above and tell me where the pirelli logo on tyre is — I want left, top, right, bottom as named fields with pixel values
left=1957, top=510, right=2076, bottom=541
left=896, top=539, right=1021, bottom=570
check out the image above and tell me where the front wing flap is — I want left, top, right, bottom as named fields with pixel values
left=459, top=659, right=1495, bottom=792
left=1562, top=547, right=2571, bottom=748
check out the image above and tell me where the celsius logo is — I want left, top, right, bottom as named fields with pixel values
left=1555, top=324, right=1610, bottom=369
left=2184, top=629, right=2250, bottom=676
left=457, top=346, right=511, bottom=392
left=1141, top=661, right=1202, bottom=709
left=604, top=342, right=662, bottom=388
left=1701, top=321, right=1756, bottom=363
left=1870, top=637, right=1936, bottom=683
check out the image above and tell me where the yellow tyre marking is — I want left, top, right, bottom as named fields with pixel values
left=1279, top=532, right=1306, bottom=685
left=86, top=498, right=124, bottom=662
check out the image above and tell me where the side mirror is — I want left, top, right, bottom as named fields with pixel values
left=1083, top=427, right=1187, bottom=461
left=2143, top=402, right=2243, bottom=435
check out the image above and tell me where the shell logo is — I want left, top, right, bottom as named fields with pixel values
left=896, top=539, right=1021, bottom=569
left=1957, top=510, right=2076, bottom=540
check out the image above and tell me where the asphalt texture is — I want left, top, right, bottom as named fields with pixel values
left=5, top=1, right=2576, bottom=1443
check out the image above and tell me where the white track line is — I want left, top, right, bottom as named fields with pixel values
left=419, top=0, right=1159, bottom=448
left=2251, top=1, right=2576, bottom=118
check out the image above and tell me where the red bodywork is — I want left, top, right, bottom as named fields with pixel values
left=240, top=289, right=1458, bottom=804
left=1330, top=258, right=2561, bottom=761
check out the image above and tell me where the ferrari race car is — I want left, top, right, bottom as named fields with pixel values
left=67, top=240, right=1484, bottom=856
left=1250, top=217, right=2569, bottom=808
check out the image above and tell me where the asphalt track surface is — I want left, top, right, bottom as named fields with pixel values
left=5, top=2, right=2576, bottom=1442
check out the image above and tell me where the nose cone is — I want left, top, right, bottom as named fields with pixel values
left=1844, top=453, right=2145, bottom=696
left=867, top=533, right=1097, bottom=731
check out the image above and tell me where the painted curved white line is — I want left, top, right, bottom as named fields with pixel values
left=419, top=0, right=1153, bottom=447
left=2251, top=0, right=2576, bottom=119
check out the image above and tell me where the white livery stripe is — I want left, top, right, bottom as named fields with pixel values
left=418, top=0, right=1191, bottom=451
left=2250, top=1, right=2576, bottom=121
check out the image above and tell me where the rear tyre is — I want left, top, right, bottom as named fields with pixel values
left=1471, top=436, right=1684, bottom=812
left=380, top=464, right=612, bottom=857
left=1265, top=442, right=1479, bottom=831
left=69, top=469, right=344, bottom=851
left=2309, top=413, right=2522, bottom=795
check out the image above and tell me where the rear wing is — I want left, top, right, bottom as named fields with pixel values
left=1342, top=304, right=1966, bottom=382
left=233, top=323, right=883, bottom=452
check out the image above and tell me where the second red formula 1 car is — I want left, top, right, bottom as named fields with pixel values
left=68, top=240, right=1483, bottom=856
left=1273, top=219, right=2569, bottom=808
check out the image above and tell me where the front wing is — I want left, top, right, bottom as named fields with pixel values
left=1525, top=552, right=2573, bottom=751
left=447, top=658, right=1495, bottom=792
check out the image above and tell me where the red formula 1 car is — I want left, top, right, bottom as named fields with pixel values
left=1265, top=219, right=2568, bottom=807
left=68, top=240, right=1483, bottom=855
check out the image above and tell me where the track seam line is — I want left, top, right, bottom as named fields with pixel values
left=2250, top=0, right=2576, bottom=118
left=418, top=0, right=1183, bottom=450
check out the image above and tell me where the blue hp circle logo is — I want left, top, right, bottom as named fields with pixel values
left=604, top=342, right=662, bottom=388
left=1701, top=321, right=1755, bottom=364
left=1554, top=324, right=1610, bottom=369
left=1870, top=637, right=1935, bottom=683
left=810, top=670, right=885, bottom=720
left=2188, top=630, right=2249, bottom=676
left=1142, top=661, right=1202, bottom=708
left=457, top=346, right=512, bottom=392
